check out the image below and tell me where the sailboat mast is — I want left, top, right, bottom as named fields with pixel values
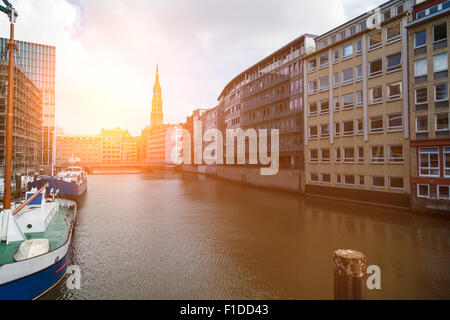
left=3, top=16, right=16, bottom=210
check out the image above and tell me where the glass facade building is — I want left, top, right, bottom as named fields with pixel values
left=0, top=38, right=56, bottom=167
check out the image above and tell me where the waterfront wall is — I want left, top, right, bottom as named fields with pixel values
left=180, top=165, right=304, bottom=193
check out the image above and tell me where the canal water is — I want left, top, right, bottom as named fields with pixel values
left=41, top=172, right=450, bottom=299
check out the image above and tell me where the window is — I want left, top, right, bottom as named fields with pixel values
left=310, top=173, right=319, bottom=183
left=388, top=145, right=404, bottom=163
left=322, top=174, right=331, bottom=184
left=356, top=119, right=363, bottom=135
left=357, top=146, right=364, bottom=163
left=445, top=147, right=450, bottom=177
left=370, top=116, right=383, bottom=133
left=383, top=9, right=391, bottom=21
left=372, top=176, right=385, bottom=188
left=356, top=39, right=362, bottom=55
left=334, top=97, right=340, bottom=111
left=344, top=147, right=354, bottom=163
left=344, top=175, right=355, bottom=186
left=435, top=113, right=449, bottom=131
left=342, top=43, right=353, bottom=59
left=335, top=148, right=341, bottom=163
left=386, top=53, right=402, bottom=72
left=356, top=65, right=362, bottom=81
left=319, top=76, right=329, bottom=91
left=369, top=59, right=382, bottom=77
left=336, top=174, right=342, bottom=184
left=371, top=146, right=384, bottom=163
left=342, top=93, right=354, bottom=109
left=396, top=4, right=404, bottom=15
left=309, top=125, right=318, bottom=139
left=414, top=59, right=427, bottom=77
left=416, top=116, right=428, bottom=133
left=320, top=123, right=330, bottom=138
left=419, top=147, right=440, bottom=176
left=386, top=23, right=401, bottom=43
left=343, top=120, right=354, bottom=136
left=417, top=184, right=430, bottom=198
left=320, top=100, right=329, bottom=114
left=309, top=149, right=318, bottom=162
left=334, top=122, right=341, bottom=137
left=358, top=175, right=365, bottom=186
left=369, top=31, right=382, bottom=49
left=369, top=86, right=383, bottom=104
left=342, top=68, right=353, bottom=84
left=435, top=83, right=449, bottom=102
left=414, top=30, right=427, bottom=48
left=333, top=49, right=339, bottom=63
left=433, top=22, right=447, bottom=43
left=434, top=53, right=448, bottom=73
left=356, top=91, right=363, bottom=107
left=415, top=87, right=428, bottom=104
left=308, top=59, right=317, bottom=72
left=321, top=148, right=330, bottom=162
left=438, top=185, right=450, bottom=199
left=389, top=177, right=404, bottom=190
left=308, top=80, right=317, bottom=94
left=387, top=81, right=402, bottom=100
left=388, top=113, right=403, bottom=131
left=333, top=73, right=339, bottom=88
left=319, top=53, right=329, bottom=68
left=340, top=30, right=347, bottom=41
left=309, top=102, right=318, bottom=115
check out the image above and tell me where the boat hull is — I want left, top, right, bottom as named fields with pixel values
left=0, top=200, right=77, bottom=300
left=28, top=177, right=87, bottom=198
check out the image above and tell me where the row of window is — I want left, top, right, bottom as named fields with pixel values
left=312, top=21, right=404, bottom=70
left=414, top=83, right=449, bottom=105
left=418, top=147, right=450, bottom=178
left=309, top=114, right=403, bottom=139
left=308, top=53, right=402, bottom=94
left=309, top=173, right=405, bottom=190
left=308, top=145, right=404, bottom=164
left=414, top=52, right=448, bottom=77
left=309, top=82, right=404, bottom=116
left=417, top=184, right=450, bottom=200
left=416, top=113, right=450, bottom=133
left=414, top=21, right=448, bottom=48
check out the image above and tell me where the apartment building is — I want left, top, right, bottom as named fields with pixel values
left=304, top=0, right=412, bottom=208
left=407, top=0, right=450, bottom=212
left=56, top=134, right=101, bottom=165
left=121, top=130, right=139, bottom=163
left=100, top=128, right=122, bottom=163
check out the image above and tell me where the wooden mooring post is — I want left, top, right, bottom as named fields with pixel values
left=333, top=249, right=367, bottom=300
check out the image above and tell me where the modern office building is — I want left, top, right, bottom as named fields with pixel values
left=100, top=128, right=123, bottom=164
left=407, top=0, right=450, bottom=212
left=0, top=38, right=56, bottom=167
left=304, top=0, right=412, bottom=208
left=121, top=131, right=139, bottom=163
left=0, top=63, right=42, bottom=175
left=56, top=134, right=101, bottom=165
left=218, top=34, right=316, bottom=169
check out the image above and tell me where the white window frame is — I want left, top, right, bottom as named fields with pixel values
left=371, top=176, right=385, bottom=189
left=335, top=148, right=341, bottom=163
left=416, top=116, right=428, bottom=133
left=308, top=59, right=317, bottom=73
left=319, top=99, right=329, bottom=114
left=319, top=76, right=329, bottom=92
left=320, top=123, right=330, bottom=138
left=435, top=83, right=449, bottom=102
left=369, top=86, right=383, bottom=104
left=320, top=148, right=330, bottom=162
left=419, top=147, right=440, bottom=177
left=414, top=59, right=427, bottom=77
left=369, top=59, right=383, bottom=77
left=309, top=125, right=318, bottom=139
left=389, top=177, right=405, bottom=191
left=308, top=80, right=317, bottom=95
left=370, top=145, right=385, bottom=163
left=358, top=175, right=365, bottom=187
left=343, top=120, right=354, bottom=136
left=387, top=81, right=402, bottom=101
left=386, top=53, right=402, bottom=73
left=321, top=173, right=332, bottom=184
left=342, top=68, right=354, bottom=85
left=370, top=116, right=384, bottom=133
left=356, top=65, right=363, bottom=81
left=357, top=146, right=364, bottom=163
left=356, top=119, right=363, bottom=135
left=445, top=147, right=450, bottom=177
left=368, top=30, right=383, bottom=50
left=437, top=185, right=450, bottom=199
left=433, top=52, right=448, bottom=73
left=417, top=184, right=430, bottom=198
left=435, top=113, right=449, bottom=132
left=309, top=149, right=318, bottom=162
left=342, top=93, right=354, bottom=110
left=414, top=30, right=427, bottom=49
left=309, top=102, right=318, bottom=116
left=433, top=22, right=447, bottom=44
left=356, top=91, right=363, bottom=107
left=319, top=53, right=329, bottom=69
left=334, top=97, right=340, bottom=111
left=415, top=87, right=428, bottom=105
left=333, top=48, right=339, bottom=63
left=336, top=174, right=342, bottom=185
left=344, top=175, right=355, bottom=186
left=343, top=147, right=355, bottom=163
left=333, top=72, right=339, bottom=88
left=386, top=22, right=401, bottom=44
left=355, top=39, right=362, bottom=55
left=388, top=145, right=404, bottom=163
left=334, top=122, right=341, bottom=137
left=388, top=113, right=403, bottom=132
left=342, top=43, right=353, bottom=60
left=310, top=173, right=319, bottom=183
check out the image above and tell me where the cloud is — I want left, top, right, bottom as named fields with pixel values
left=0, top=0, right=385, bottom=136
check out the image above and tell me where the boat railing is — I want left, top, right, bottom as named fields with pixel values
left=12, top=183, right=48, bottom=216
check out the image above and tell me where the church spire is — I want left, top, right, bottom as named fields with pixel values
left=151, top=63, right=163, bottom=128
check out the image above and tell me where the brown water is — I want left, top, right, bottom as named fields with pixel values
left=41, top=171, right=450, bottom=299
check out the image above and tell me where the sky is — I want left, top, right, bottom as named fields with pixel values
left=0, top=0, right=386, bottom=136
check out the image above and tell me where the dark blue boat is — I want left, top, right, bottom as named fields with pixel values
left=27, top=167, right=87, bottom=198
